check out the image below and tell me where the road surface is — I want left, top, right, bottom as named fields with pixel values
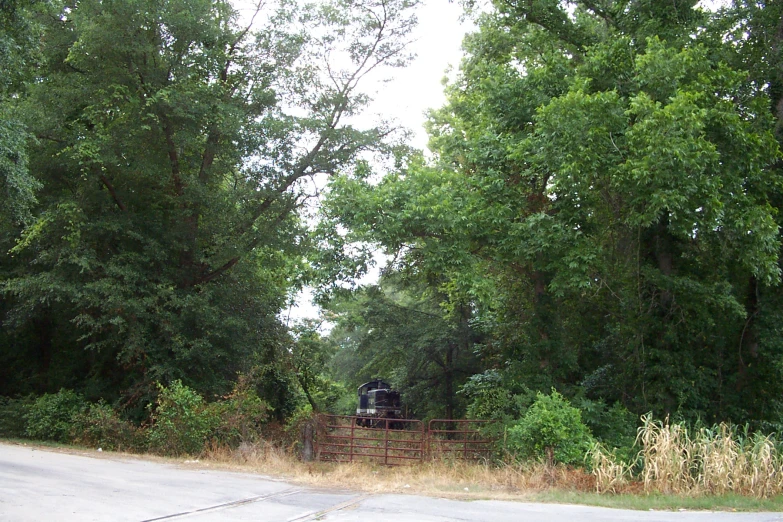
left=0, top=443, right=781, bottom=521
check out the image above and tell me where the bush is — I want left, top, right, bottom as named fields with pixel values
left=72, top=401, right=144, bottom=452
left=0, top=395, right=35, bottom=438
left=574, top=397, right=637, bottom=463
left=506, top=389, right=594, bottom=466
left=462, top=370, right=532, bottom=421
left=207, top=376, right=269, bottom=447
left=148, top=381, right=216, bottom=456
left=329, top=386, right=358, bottom=416
left=25, top=389, right=86, bottom=442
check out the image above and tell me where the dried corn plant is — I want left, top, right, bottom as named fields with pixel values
left=587, top=443, right=632, bottom=493
left=634, top=415, right=783, bottom=498
left=695, top=423, right=741, bottom=495
left=637, top=414, right=696, bottom=494
left=736, top=432, right=782, bottom=498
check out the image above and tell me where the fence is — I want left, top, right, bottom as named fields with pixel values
left=426, top=419, right=495, bottom=462
left=314, top=415, right=495, bottom=465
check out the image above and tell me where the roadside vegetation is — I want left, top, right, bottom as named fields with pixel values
left=4, top=384, right=783, bottom=511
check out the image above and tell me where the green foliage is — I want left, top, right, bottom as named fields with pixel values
left=324, top=277, right=481, bottom=420
left=319, top=0, right=783, bottom=430
left=289, top=321, right=339, bottom=413
left=507, top=390, right=594, bottom=466
left=327, top=386, right=358, bottom=416
left=466, top=387, right=513, bottom=420
left=24, top=389, right=86, bottom=442
left=7, top=380, right=272, bottom=454
left=147, top=381, right=216, bottom=456
left=462, top=370, right=532, bottom=421
left=0, top=395, right=34, bottom=438
left=206, top=376, right=269, bottom=448
left=0, top=0, right=418, bottom=412
left=72, top=401, right=143, bottom=451
left=0, top=115, right=38, bottom=226
left=575, top=397, right=638, bottom=463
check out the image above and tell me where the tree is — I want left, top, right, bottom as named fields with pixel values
left=323, top=273, right=483, bottom=420
left=322, top=0, right=783, bottom=424
left=0, top=0, right=419, bottom=410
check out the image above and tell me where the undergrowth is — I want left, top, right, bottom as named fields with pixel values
left=5, top=382, right=783, bottom=504
left=193, top=443, right=783, bottom=511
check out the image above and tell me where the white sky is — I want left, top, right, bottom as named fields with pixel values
left=365, top=1, right=471, bottom=150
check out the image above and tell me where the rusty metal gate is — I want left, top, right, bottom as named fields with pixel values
left=426, top=419, right=495, bottom=462
left=315, top=415, right=425, bottom=465
left=314, top=415, right=494, bottom=465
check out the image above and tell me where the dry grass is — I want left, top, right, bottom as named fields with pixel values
left=7, top=437, right=783, bottom=511
left=590, top=414, right=783, bottom=498
left=637, top=414, right=696, bottom=494
left=587, top=444, right=632, bottom=494
left=200, top=441, right=594, bottom=499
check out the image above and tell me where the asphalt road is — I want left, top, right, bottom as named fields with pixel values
left=1, top=443, right=781, bottom=522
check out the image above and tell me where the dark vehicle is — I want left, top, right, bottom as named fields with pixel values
left=356, top=379, right=403, bottom=427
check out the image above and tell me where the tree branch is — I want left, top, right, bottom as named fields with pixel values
left=197, top=200, right=296, bottom=285
left=99, top=172, right=127, bottom=212
left=580, top=0, right=617, bottom=28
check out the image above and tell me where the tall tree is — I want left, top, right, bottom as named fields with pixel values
left=0, top=0, right=418, bottom=408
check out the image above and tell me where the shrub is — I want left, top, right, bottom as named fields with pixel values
left=148, top=381, right=216, bottom=456
left=462, top=370, right=532, bottom=421
left=25, top=389, right=86, bottom=442
left=506, top=389, right=594, bottom=466
left=207, top=376, right=269, bottom=447
left=329, top=386, right=358, bottom=416
left=72, top=401, right=144, bottom=452
left=574, top=397, right=637, bottom=463
left=0, top=395, right=35, bottom=438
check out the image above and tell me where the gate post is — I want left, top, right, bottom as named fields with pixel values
left=349, top=416, right=356, bottom=463
left=426, top=419, right=432, bottom=461
left=384, top=418, right=389, bottom=465
left=301, top=417, right=315, bottom=462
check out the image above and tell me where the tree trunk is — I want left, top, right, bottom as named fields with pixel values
left=444, top=344, right=455, bottom=420
left=35, top=315, right=53, bottom=393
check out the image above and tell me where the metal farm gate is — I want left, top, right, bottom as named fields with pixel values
left=315, top=415, right=425, bottom=465
left=426, top=419, right=495, bottom=462
left=314, top=415, right=494, bottom=465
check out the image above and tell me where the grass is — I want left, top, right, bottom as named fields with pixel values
left=196, top=442, right=783, bottom=511
left=591, top=415, right=783, bottom=498
left=530, top=490, right=783, bottom=512
left=4, top=436, right=783, bottom=512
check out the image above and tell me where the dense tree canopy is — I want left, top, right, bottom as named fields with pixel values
left=321, top=0, right=783, bottom=426
left=0, top=0, right=418, bottom=412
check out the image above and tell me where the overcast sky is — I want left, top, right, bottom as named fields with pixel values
left=365, top=1, right=471, bottom=149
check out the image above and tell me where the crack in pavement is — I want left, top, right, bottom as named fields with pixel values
left=286, top=493, right=373, bottom=522
left=139, top=487, right=304, bottom=521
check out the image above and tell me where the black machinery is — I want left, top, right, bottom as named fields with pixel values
left=356, top=379, right=403, bottom=427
